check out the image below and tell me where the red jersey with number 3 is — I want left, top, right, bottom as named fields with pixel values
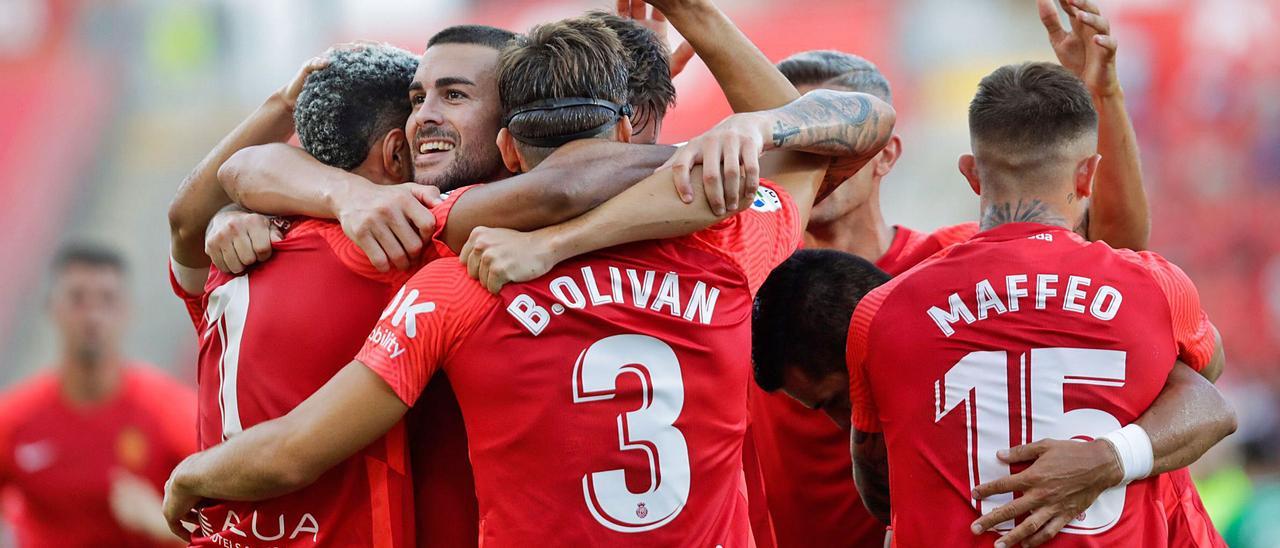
left=847, top=223, right=1217, bottom=547
left=358, top=182, right=801, bottom=547
left=169, top=188, right=472, bottom=547
left=747, top=222, right=979, bottom=548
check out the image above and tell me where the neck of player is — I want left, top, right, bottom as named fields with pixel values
left=978, top=190, right=1083, bottom=233
left=804, top=193, right=894, bottom=263
left=59, top=349, right=123, bottom=405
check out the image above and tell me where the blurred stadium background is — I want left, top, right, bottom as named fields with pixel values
left=1, top=0, right=1277, bottom=542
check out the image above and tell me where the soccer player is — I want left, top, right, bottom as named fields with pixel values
left=168, top=32, right=691, bottom=546
left=162, top=13, right=895, bottom=547
left=753, top=62, right=1236, bottom=547
left=0, top=244, right=195, bottom=547
left=744, top=0, right=1174, bottom=545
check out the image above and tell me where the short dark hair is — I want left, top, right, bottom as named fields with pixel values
left=778, top=50, right=892, bottom=103
left=585, top=11, right=675, bottom=133
left=294, top=45, right=418, bottom=170
left=499, top=17, right=629, bottom=159
left=427, top=25, right=517, bottom=50
left=753, top=250, right=890, bottom=391
left=53, top=242, right=126, bottom=275
left=969, top=62, right=1097, bottom=154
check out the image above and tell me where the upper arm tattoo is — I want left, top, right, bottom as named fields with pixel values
left=852, top=428, right=892, bottom=524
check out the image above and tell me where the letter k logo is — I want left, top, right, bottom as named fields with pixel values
left=390, top=289, right=437, bottom=338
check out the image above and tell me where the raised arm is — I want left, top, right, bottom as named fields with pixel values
left=162, top=362, right=407, bottom=540
left=969, top=361, right=1237, bottom=547
left=640, top=0, right=804, bottom=212
left=167, top=56, right=324, bottom=291
left=643, top=0, right=798, bottom=112
left=1039, top=0, right=1149, bottom=249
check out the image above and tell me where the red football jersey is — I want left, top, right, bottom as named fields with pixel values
left=358, top=182, right=802, bottom=547
left=169, top=188, right=473, bottom=547
left=747, top=222, right=978, bottom=548
left=847, top=223, right=1217, bottom=547
left=0, top=365, right=196, bottom=547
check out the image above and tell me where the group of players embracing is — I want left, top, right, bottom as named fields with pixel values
left=162, top=0, right=1237, bottom=546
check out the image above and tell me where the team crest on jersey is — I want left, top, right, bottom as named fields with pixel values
left=636, top=502, right=648, bottom=519
left=750, top=187, right=782, bottom=212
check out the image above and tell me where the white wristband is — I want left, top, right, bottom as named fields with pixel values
left=1099, top=424, right=1154, bottom=485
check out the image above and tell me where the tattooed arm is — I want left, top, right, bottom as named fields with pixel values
left=663, top=89, right=895, bottom=217
left=853, top=428, right=892, bottom=524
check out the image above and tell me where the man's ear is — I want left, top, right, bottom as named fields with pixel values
left=958, top=154, right=981, bottom=196
left=615, top=115, right=633, bottom=144
left=872, top=135, right=903, bottom=178
left=1075, top=153, right=1102, bottom=199
left=380, top=129, right=411, bottom=181
left=496, top=128, right=524, bottom=174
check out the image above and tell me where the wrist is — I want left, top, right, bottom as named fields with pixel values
left=1090, top=439, right=1127, bottom=487
left=1091, top=86, right=1125, bottom=103
left=660, top=0, right=716, bottom=22
left=322, top=175, right=360, bottom=220
left=1099, top=424, right=1154, bottom=485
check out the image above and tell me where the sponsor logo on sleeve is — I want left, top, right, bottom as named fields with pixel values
left=750, top=187, right=782, bottom=212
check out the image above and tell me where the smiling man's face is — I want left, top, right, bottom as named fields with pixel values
left=405, top=43, right=510, bottom=191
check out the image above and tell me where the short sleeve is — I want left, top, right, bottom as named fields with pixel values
left=1131, top=252, right=1218, bottom=371
left=846, top=284, right=892, bottom=433
left=310, top=184, right=479, bottom=288
left=690, top=181, right=803, bottom=294
left=355, top=261, right=496, bottom=406
left=168, top=259, right=208, bottom=329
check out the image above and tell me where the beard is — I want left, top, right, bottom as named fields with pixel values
left=415, top=139, right=510, bottom=192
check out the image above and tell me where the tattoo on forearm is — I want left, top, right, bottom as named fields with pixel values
left=853, top=429, right=892, bottom=524
left=768, top=90, right=894, bottom=197
left=772, top=91, right=888, bottom=157
left=771, top=121, right=801, bottom=148
left=980, top=198, right=1069, bottom=231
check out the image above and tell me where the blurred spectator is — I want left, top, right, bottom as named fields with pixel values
left=0, top=243, right=195, bottom=547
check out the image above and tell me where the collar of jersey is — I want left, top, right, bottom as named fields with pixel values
left=970, top=222, right=1080, bottom=243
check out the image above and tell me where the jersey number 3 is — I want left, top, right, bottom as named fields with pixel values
left=935, top=347, right=1127, bottom=535
left=573, top=334, right=691, bottom=533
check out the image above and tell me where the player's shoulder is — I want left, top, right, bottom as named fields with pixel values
left=929, top=221, right=981, bottom=247
left=122, top=363, right=194, bottom=398
left=401, top=259, right=496, bottom=311
left=1105, top=247, right=1199, bottom=297
left=0, top=372, right=58, bottom=422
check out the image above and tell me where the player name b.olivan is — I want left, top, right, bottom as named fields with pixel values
left=509, top=265, right=722, bottom=336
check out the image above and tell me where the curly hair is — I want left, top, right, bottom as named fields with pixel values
left=294, top=45, right=419, bottom=171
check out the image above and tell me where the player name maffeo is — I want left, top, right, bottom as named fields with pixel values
left=928, top=273, right=1123, bottom=337
left=508, top=265, right=721, bottom=336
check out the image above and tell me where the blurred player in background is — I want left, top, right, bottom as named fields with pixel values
left=0, top=243, right=195, bottom=547
left=745, top=0, right=1169, bottom=545
left=161, top=5, right=895, bottom=545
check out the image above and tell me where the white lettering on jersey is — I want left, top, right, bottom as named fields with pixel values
left=389, top=289, right=436, bottom=338
left=928, top=274, right=1125, bottom=336
left=507, top=294, right=550, bottom=336
left=509, top=266, right=722, bottom=335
